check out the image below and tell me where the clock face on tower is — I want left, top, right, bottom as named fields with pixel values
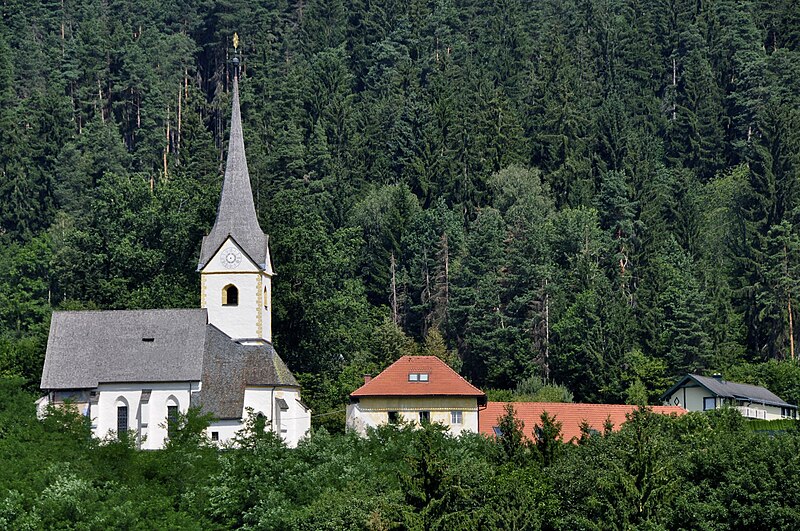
left=220, top=247, right=243, bottom=269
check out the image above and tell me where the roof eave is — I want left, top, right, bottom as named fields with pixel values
left=350, top=392, right=487, bottom=399
left=197, top=234, right=268, bottom=272
left=660, top=374, right=730, bottom=401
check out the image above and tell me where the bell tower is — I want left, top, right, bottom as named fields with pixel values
left=197, top=39, right=273, bottom=343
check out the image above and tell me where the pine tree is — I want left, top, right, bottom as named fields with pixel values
left=732, top=103, right=800, bottom=359
left=637, top=237, right=711, bottom=376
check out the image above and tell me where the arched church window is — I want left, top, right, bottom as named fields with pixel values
left=255, top=412, right=267, bottom=432
left=222, top=285, right=238, bottom=306
left=116, top=397, right=129, bottom=438
left=166, top=396, right=179, bottom=438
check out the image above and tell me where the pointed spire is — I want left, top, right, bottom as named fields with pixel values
left=198, top=75, right=271, bottom=272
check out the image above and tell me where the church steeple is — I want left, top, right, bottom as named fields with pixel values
left=197, top=73, right=272, bottom=273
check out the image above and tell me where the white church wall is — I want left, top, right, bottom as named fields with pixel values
left=280, top=389, right=311, bottom=447
left=201, top=237, right=262, bottom=274
left=207, top=419, right=242, bottom=445
left=204, top=389, right=310, bottom=448
left=202, top=238, right=272, bottom=341
left=243, top=387, right=310, bottom=447
left=94, top=382, right=198, bottom=450
left=203, top=272, right=261, bottom=339
left=261, top=272, right=272, bottom=342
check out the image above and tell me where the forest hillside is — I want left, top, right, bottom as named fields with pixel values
left=2, top=0, right=800, bottom=419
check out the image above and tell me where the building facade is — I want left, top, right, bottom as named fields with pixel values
left=661, top=374, right=797, bottom=420
left=347, top=356, right=487, bottom=436
left=39, top=75, right=310, bottom=448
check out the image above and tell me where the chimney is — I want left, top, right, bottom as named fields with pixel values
left=363, top=374, right=372, bottom=385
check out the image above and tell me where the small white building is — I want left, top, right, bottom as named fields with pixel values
left=347, top=356, right=487, bottom=436
left=661, top=373, right=797, bottom=421
left=39, top=74, right=311, bottom=448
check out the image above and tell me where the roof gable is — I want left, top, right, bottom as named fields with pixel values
left=200, top=236, right=262, bottom=274
left=661, top=374, right=795, bottom=408
left=351, top=356, right=485, bottom=398
left=480, top=402, right=687, bottom=443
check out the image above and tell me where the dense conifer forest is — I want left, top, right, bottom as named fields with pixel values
left=3, top=0, right=800, bottom=413
left=2, top=0, right=800, bottom=527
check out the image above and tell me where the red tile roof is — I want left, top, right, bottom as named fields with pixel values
left=351, top=356, right=486, bottom=398
left=480, top=402, right=687, bottom=443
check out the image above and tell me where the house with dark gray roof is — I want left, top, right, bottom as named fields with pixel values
left=661, top=374, right=797, bottom=421
left=39, top=68, right=310, bottom=449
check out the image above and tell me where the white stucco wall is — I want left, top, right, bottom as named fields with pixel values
left=244, top=387, right=311, bottom=447
left=202, top=388, right=309, bottom=447
left=46, top=381, right=310, bottom=449
left=665, top=384, right=709, bottom=412
left=665, top=384, right=792, bottom=420
left=201, top=237, right=273, bottom=341
left=346, top=396, right=479, bottom=437
left=93, top=381, right=198, bottom=450
left=206, top=419, right=242, bottom=445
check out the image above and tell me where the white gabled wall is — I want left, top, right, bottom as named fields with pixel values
left=201, top=237, right=273, bottom=341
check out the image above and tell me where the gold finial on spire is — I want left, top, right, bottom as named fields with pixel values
left=233, top=32, right=239, bottom=50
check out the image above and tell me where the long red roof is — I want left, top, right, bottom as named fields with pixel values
left=480, top=402, right=687, bottom=443
left=351, top=356, right=485, bottom=398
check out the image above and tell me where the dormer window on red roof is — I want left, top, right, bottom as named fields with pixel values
left=350, top=356, right=485, bottom=399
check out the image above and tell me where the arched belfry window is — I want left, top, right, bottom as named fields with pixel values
left=222, top=284, right=238, bottom=306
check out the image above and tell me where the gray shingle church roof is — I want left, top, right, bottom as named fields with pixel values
left=662, top=374, right=795, bottom=409
left=197, top=76, right=271, bottom=272
left=194, top=325, right=298, bottom=419
left=41, top=309, right=298, bottom=419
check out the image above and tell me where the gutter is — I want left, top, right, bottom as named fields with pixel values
left=270, top=386, right=275, bottom=433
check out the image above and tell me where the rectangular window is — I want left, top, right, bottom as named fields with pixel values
left=451, top=411, right=462, bottom=424
left=419, top=373, right=429, bottom=382
left=117, top=406, right=128, bottom=437
left=167, top=405, right=179, bottom=437
left=703, top=397, right=716, bottom=411
left=419, top=411, right=430, bottom=424
left=388, top=411, right=399, bottom=424
left=408, top=373, right=429, bottom=382
left=211, top=431, right=219, bottom=441
left=408, top=373, right=419, bottom=382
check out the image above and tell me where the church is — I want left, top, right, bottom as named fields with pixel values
left=38, top=73, right=311, bottom=449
